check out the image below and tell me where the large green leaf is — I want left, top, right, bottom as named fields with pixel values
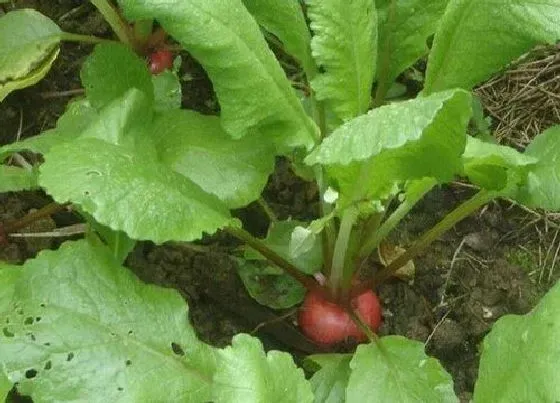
left=513, top=126, right=560, bottom=211
left=118, top=0, right=318, bottom=151
left=0, top=9, right=61, bottom=101
left=212, top=334, right=313, bottom=403
left=0, top=166, right=38, bottom=192
left=347, top=337, right=457, bottom=402
left=424, top=0, right=560, bottom=94
left=307, top=0, right=377, bottom=121
left=39, top=91, right=236, bottom=243
left=462, top=136, right=537, bottom=190
left=80, top=43, right=154, bottom=110
left=154, top=110, right=275, bottom=209
left=0, top=99, right=97, bottom=160
left=306, top=89, right=471, bottom=202
left=474, top=280, right=560, bottom=402
left=0, top=240, right=218, bottom=402
left=375, top=0, right=448, bottom=96
left=306, top=354, right=352, bottom=403
left=242, top=0, right=315, bottom=79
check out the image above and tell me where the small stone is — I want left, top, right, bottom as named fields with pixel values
left=464, top=232, right=493, bottom=252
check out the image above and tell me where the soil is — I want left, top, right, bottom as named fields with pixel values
left=1, top=2, right=559, bottom=402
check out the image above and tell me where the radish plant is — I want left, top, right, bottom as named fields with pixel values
left=1, top=0, right=560, bottom=401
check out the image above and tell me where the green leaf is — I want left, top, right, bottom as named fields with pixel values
left=242, top=0, right=315, bottom=79
left=39, top=91, right=236, bottom=243
left=154, top=110, right=275, bottom=208
left=306, top=89, right=471, bottom=203
left=513, top=126, right=560, bottom=210
left=0, top=240, right=218, bottom=401
left=212, top=334, right=313, bottom=403
left=376, top=0, right=448, bottom=96
left=152, top=70, right=182, bottom=112
left=0, top=99, right=97, bottom=160
left=0, top=9, right=61, bottom=101
left=473, top=280, right=560, bottom=402
left=307, top=0, right=377, bottom=120
left=0, top=369, right=10, bottom=402
left=235, top=259, right=305, bottom=309
left=306, top=354, right=352, bottom=403
left=85, top=216, right=136, bottom=264
left=0, top=166, right=38, bottom=192
left=80, top=43, right=154, bottom=110
left=424, top=0, right=560, bottom=94
left=462, top=136, right=537, bottom=190
left=245, top=220, right=323, bottom=275
left=347, top=337, right=458, bottom=402
left=118, top=0, right=318, bottom=151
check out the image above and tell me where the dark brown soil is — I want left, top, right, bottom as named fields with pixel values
left=1, top=2, right=557, bottom=402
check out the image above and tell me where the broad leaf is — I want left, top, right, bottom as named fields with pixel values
left=154, top=110, right=275, bottom=208
left=474, top=280, right=560, bottom=402
left=462, top=136, right=537, bottom=190
left=306, top=89, right=471, bottom=203
left=0, top=99, right=97, bottom=160
left=0, top=240, right=218, bottom=402
left=242, top=0, right=315, bottom=78
left=347, top=337, right=457, bottom=402
left=0, top=370, right=10, bottom=402
left=513, top=126, right=560, bottom=211
left=0, top=9, right=61, bottom=101
left=376, top=0, right=448, bottom=96
left=152, top=70, right=182, bottom=112
left=306, top=354, right=352, bottom=403
left=80, top=43, right=154, bottom=110
left=39, top=91, right=236, bottom=243
left=212, top=334, right=313, bottom=403
left=0, top=166, right=38, bottom=192
left=235, top=259, right=306, bottom=309
left=424, top=0, right=560, bottom=94
left=118, top=0, right=318, bottom=151
left=307, top=0, right=377, bottom=120
left=245, top=220, right=323, bottom=275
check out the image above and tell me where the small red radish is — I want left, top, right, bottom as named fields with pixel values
left=298, top=289, right=382, bottom=345
left=148, top=49, right=173, bottom=74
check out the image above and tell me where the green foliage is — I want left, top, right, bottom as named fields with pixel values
left=307, top=0, right=377, bottom=120
left=154, top=110, right=275, bottom=208
left=306, top=337, right=457, bottom=402
left=118, top=0, right=319, bottom=151
left=0, top=371, right=9, bottom=402
left=151, top=69, right=182, bottom=111
left=513, top=126, right=560, bottom=210
left=474, top=280, right=560, bottom=402
left=0, top=166, right=38, bottom=192
left=306, top=89, right=471, bottom=203
left=0, top=9, right=61, bottom=101
left=213, top=334, right=313, bottom=403
left=236, top=259, right=306, bottom=309
left=80, top=43, right=154, bottom=109
left=375, top=0, right=448, bottom=98
left=242, top=0, right=315, bottom=78
left=425, top=0, right=560, bottom=94
left=0, top=240, right=218, bottom=402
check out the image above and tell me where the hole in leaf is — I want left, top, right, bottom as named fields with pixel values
left=66, top=352, right=74, bottom=362
left=16, top=308, right=24, bottom=315
left=127, top=330, right=133, bottom=335
left=84, top=191, right=90, bottom=196
left=125, top=360, right=132, bottom=366
left=28, top=333, right=36, bottom=341
left=171, top=342, right=185, bottom=356
left=44, top=342, right=51, bottom=346
left=117, top=387, right=124, bottom=392
left=35, top=317, right=42, bottom=322
left=40, top=303, right=46, bottom=308
left=5, top=317, right=9, bottom=323
left=44, top=361, right=52, bottom=370
left=2, top=327, right=14, bottom=337
left=24, top=317, right=33, bottom=325
left=25, top=369, right=37, bottom=379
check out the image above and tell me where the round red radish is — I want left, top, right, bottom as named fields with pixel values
left=298, top=289, right=382, bottom=345
left=148, top=49, right=173, bottom=74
